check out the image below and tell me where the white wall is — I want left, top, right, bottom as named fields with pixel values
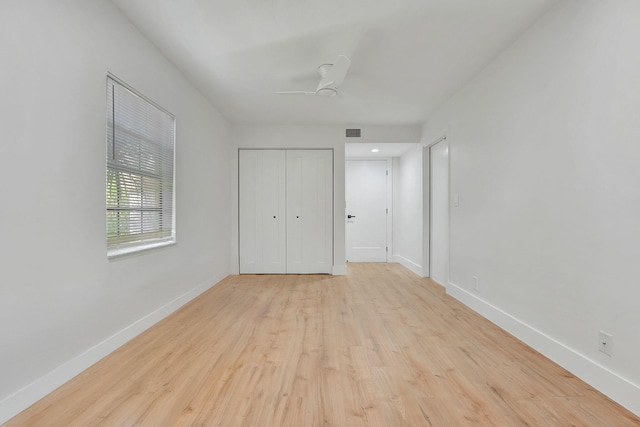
left=391, top=145, right=424, bottom=275
left=0, top=0, right=232, bottom=422
left=422, top=0, right=640, bottom=415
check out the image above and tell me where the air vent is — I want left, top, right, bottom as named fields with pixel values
left=345, top=128, right=361, bottom=138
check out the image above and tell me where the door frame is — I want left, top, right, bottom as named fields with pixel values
left=422, top=133, right=449, bottom=281
left=345, top=158, right=393, bottom=262
left=238, top=148, right=334, bottom=274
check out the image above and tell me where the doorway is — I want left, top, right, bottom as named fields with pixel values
left=428, top=139, right=449, bottom=285
left=345, top=160, right=391, bottom=262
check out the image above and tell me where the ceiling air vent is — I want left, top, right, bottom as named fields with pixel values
left=346, top=128, right=361, bottom=138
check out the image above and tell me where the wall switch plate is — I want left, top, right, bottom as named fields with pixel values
left=599, top=331, right=613, bottom=356
left=453, top=193, right=460, bottom=207
left=472, top=276, right=479, bottom=291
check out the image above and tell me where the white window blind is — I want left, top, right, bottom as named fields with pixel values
left=106, top=76, right=175, bottom=255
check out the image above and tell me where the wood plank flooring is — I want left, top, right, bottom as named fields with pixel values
left=5, top=263, right=639, bottom=426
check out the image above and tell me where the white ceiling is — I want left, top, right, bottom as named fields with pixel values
left=111, top=0, right=560, bottom=126
left=345, top=143, right=420, bottom=159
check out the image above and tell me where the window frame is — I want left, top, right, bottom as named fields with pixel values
left=106, top=74, right=176, bottom=258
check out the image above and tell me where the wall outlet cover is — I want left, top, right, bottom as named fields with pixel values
left=598, top=331, right=612, bottom=357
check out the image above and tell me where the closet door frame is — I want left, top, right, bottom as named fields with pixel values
left=238, top=148, right=334, bottom=275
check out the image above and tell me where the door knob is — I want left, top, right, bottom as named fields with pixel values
left=347, top=214, right=356, bottom=219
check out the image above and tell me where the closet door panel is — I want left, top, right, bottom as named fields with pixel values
left=239, top=150, right=286, bottom=273
left=260, top=150, right=287, bottom=272
left=286, top=150, right=333, bottom=273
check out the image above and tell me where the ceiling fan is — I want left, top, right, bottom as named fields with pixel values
left=277, top=55, right=351, bottom=97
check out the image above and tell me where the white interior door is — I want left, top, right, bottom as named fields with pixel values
left=239, top=150, right=286, bottom=274
left=429, top=140, right=449, bottom=285
left=286, top=150, right=333, bottom=273
left=346, top=160, right=389, bottom=262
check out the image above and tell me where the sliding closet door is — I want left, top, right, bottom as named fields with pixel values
left=286, top=150, right=333, bottom=274
left=239, top=150, right=286, bottom=274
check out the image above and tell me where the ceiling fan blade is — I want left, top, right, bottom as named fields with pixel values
left=319, top=55, right=351, bottom=88
left=276, top=91, right=317, bottom=95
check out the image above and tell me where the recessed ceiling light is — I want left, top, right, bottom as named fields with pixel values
left=371, top=149, right=380, bottom=153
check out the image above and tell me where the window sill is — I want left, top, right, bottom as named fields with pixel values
left=108, top=238, right=176, bottom=259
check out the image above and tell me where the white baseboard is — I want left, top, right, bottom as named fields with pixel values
left=391, top=255, right=423, bottom=277
left=332, top=264, right=347, bottom=275
left=446, top=281, right=640, bottom=417
left=0, top=277, right=222, bottom=425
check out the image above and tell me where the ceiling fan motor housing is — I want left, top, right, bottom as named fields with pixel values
left=317, top=87, right=337, bottom=97
left=276, top=55, right=349, bottom=97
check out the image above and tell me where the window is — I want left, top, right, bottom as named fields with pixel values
left=106, top=75, right=175, bottom=257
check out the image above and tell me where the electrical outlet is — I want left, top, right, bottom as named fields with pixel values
left=599, top=331, right=613, bottom=356
left=472, top=276, right=479, bottom=291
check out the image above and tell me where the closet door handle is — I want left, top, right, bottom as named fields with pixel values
left=347, top=214, right=356, bottom=219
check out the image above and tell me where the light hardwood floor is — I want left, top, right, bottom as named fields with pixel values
left=5, top=263, right=639, bottom=426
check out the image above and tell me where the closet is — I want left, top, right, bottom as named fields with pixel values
left=239, top=149, right=333, bottom=274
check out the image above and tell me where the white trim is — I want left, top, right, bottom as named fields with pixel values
left=385, top=158, right=393, bottom=262
left=107, top=238, right=176, bottom=259
left=422, top=130, right=449, bottom=280
left=429, top=276, right=447, bottom=288
left=391, top=255, right=423, bottom=276
left=422, top=146, right=430, bottom=278
left=446, top=281, right=640, bottom=417
left=427, top=137, right=449, bottom=284
left=0, top=277, right=221, bottom=425
left=332, top=264, right=347, bottom=275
